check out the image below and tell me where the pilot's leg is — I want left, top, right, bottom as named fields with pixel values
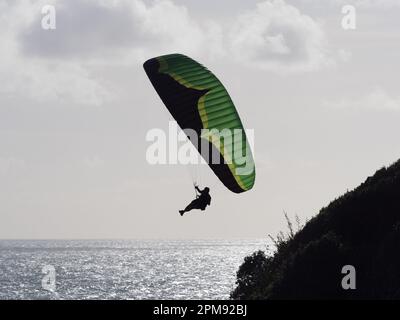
left=181, top=199, right=201, bottom=214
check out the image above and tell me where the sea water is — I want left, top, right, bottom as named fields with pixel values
left=0, top=239, right=266, bottom=300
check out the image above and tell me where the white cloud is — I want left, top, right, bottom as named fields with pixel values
left=16, top=0, right=336, bottom=68
left=0, top=0, right=114, bottom=106
left=18, top=0, right=222, bottom=62
left=229, top=0, right=333, bottom=73
left=324, top=87, right=400, bottom=111
left=1, top=0, right=340, bottom=107
left=1, top=0, right=224, bottom=107
left=129, top=0, right=223, bottom=59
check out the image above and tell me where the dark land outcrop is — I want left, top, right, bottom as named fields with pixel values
left=232, top=160, right=400, bottom=299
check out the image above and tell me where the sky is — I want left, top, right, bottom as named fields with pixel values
left=1, top=0, right=400, bottom=239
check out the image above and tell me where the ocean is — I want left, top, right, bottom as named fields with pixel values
left=0, top=239, right=266, bottom=300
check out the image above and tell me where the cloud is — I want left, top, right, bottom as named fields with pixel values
left=229, top=0, right=333, bottom=72
left=20, top=0, right=138, bottom=59
left=324, top=87, right=400, bottom=111
left=1, top=0, right=340, bottom=107
left=130, top=0, right=224, bottom=59
left=0, top=0, right=114, bottom=106
left=16, top=0, right=334, bottom=69
left=18, top=0, right=222, bottom=61
left=1, top=0, right=224, bottom=107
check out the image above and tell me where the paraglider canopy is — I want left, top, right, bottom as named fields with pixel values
left=144, top=53, right=255, bottom=193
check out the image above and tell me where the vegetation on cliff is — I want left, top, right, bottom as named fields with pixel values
left=231, top=160, right=400, bottom=299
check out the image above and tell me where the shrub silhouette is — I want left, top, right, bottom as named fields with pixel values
left=231, top=160, right=400, bottom=300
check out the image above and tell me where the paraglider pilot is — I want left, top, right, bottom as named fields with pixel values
left=179, top=185, right=211, bottom=216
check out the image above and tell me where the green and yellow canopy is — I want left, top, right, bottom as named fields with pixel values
left=144, top=54, right=255, bottom=193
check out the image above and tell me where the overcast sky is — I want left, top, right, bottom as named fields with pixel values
left=1, top=0, right=400, bottom=239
